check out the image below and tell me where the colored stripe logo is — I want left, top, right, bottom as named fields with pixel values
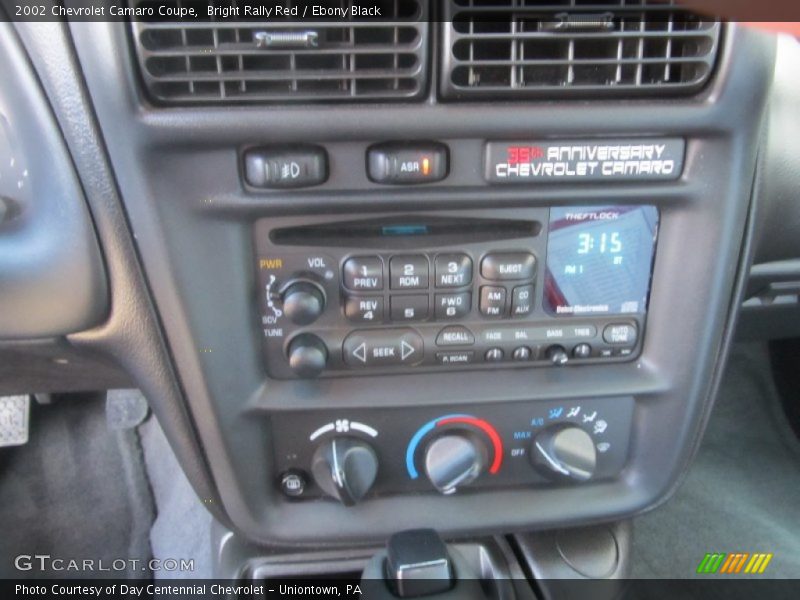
left=696, top=553, right=773, bottom=574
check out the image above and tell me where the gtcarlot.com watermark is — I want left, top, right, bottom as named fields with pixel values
left=14, top=554, right=194, bottom=573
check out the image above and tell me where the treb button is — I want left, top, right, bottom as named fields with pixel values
left=481, top=252, right=536, bottom=281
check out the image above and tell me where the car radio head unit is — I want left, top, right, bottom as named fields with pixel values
left=254, top=206, right=659, bottom=379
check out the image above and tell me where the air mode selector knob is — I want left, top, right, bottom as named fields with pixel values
left=287, top=334, right=328, bottom=378
left=424, top=433, right=487, bottom=495
left=311, top=437, right=379, bottom=506
left=531, top=425, right=597, bottom=481
left=281, top=280, right=326, bottom=325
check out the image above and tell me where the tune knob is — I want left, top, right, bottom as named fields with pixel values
left=311, top=437, right=379, bottom=506
left=531, top=425, right=597, bottom=481
left=281, top=279, right=326, bottom=325
left=287, top=334, right=328, bottom=378
left=424, top=433, right=487, bottom=495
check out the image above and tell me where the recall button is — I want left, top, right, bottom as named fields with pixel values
left=603, top=323, right=638, bottom=345
left=481, top=252, right=536, bottom=281
left=436, top=326, right=476, bottom=347
left=343, top=329, right=424, bottom=367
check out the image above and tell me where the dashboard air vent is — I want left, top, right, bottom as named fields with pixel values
left=442, top=0, right=721, bottom=98
left=131, top=0, right=428, bottom=104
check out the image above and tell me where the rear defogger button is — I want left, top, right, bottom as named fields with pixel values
left=343, top=329, right=424, bottom=368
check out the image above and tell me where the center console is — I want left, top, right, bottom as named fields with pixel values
left=56, top=17, right=776, bottom=547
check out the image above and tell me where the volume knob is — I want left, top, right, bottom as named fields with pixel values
left=281, top=280, right=326, bottom=325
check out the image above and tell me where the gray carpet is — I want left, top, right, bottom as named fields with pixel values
left=632, top=343, right=800, bottom=579
left=0, top=394, right=154, bottom=579
left=139, top=411, right=213, bottom=579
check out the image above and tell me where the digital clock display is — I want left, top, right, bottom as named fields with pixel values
left=544, top=205, right=659, bottom=316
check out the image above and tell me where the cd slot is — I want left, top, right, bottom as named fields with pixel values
left=270, top=216, right=541, bottom=249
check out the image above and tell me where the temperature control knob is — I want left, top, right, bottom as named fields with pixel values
left=287, top=334, right=328, bottom=378
left=311, top=437, right=378, bottom=506
left=531, top=425, right=597, bottom=481
left=424, top=433, right=487, bottom=495
left=281, top=280, right=326, bottom=325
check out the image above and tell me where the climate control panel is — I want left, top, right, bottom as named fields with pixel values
left=272, top=397, right=634, bottom=503
left=255, top=207, right=657, bottom=379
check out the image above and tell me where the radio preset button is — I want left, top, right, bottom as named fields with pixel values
left=436, top=351, right=475, bottom=365
left=480, top=286, right=507, bottom=317
left=343, top=329, right=424, bottom=367
left=435, top=254, right=473, bottom=288
left=390, top=255, right=429, bottom=290
left=603, top=323, right=638, bottom=345
left=435, top=293, right=471, bottom=319
left=344, top=257, right=384, bottom=291
left=485, top=347, right=504, bottom=362
left=345, top=296, right=384, bottom=323
left=481, top=252, right=536, bottom=281
left=511, top=285, right=534, bottom=316
left=390, top=295, right=429, bottom=322
left=436, top=326, right=475, bottom=346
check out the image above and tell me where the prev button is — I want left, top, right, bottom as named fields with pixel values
left=343, top=329, right=424, bottom=367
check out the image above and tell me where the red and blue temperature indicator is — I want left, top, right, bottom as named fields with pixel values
left=405, top=414, right=504, bottom=479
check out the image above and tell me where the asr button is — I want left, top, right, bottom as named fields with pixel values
left=367, top=142, right=448, bottom=184
left=343, top=329, right=424, bottom=367
left=481, top=252, right=536, bottom=281
left=244, top=145, right=328, bottom=189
